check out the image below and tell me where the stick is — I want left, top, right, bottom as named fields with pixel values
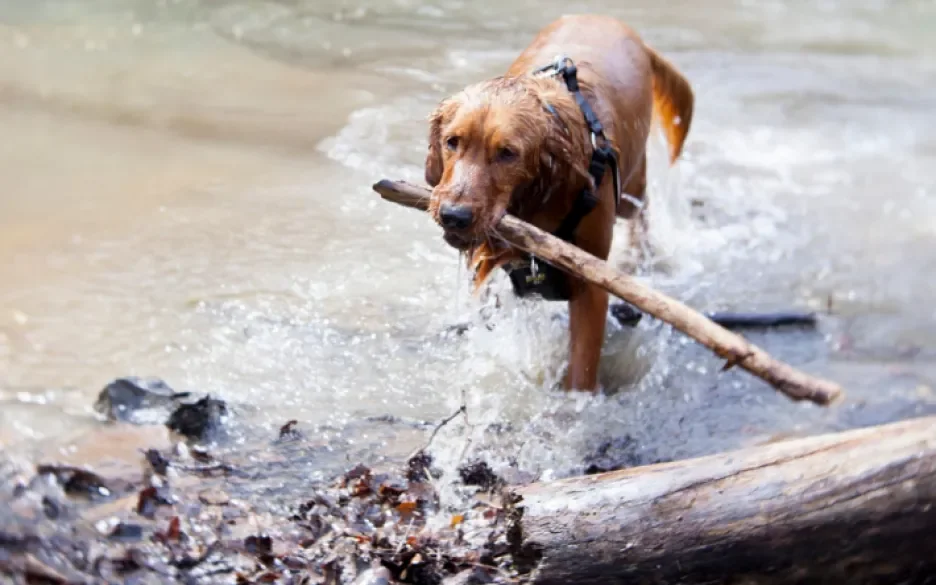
left=507, top=414, right=936, bottom=584
left=372, top=179, right=844, bottom=406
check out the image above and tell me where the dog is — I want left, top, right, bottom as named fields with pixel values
left=424, top=14, right=694, bottom=392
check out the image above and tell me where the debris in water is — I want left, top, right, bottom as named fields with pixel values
left=144, top=448, right=170, bottom=476
left=278, top=419, right=303, bottom=442
left=108, top=522, right=144, bottom=541
left=166, top=395, right=228, bottom=442
left=136, top=485, right=172, bottom=518
left=458, top=461, right=502, bottom=490
left=582, top=435, right=643, bottom=475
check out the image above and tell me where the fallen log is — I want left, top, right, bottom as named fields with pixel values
left=372, top=179, right=843, bottom=405
left=507, top=414, right=936, bottom=584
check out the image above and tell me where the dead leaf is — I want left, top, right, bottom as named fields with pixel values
left=450, top=514, right=465, bottom=528
left=166, top=516, right=181, bottom=541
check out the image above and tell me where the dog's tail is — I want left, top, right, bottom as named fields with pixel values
left=645, top=45, right=694, bottom=163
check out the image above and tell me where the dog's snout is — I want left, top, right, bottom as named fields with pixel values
left=439, top=203, right=474, bottom=230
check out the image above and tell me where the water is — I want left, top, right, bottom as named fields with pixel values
left=1, top=0, right=935, bottom=486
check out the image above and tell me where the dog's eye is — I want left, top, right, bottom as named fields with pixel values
left=495, top=147, right=517, bottom=162
left=445, top=136, right=460, bottom=151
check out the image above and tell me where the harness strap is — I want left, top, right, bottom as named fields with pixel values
left=532, top=56, right=621, bottom=241
left=503, top=56, right=621, bottom=302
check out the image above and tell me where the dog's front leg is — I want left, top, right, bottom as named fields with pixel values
left=565, top=282, right=609, bottom=391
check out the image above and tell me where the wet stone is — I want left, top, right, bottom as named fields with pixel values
left=582, top=435, right=643, bottom=475
left=34, top=464, right=113, bottom=500
left=198, top=488, right=230, bottom=506
left=108, top=522, right=145, bottom=541
left=94, top=376, right=192, bottom=424
left=457, top=461, right=502, bottom=491
left=166, top=395, right=229, bottom=442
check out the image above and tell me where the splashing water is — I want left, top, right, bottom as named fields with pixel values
left=1, top=0, right=935, bottom=508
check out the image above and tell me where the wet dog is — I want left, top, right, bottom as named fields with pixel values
left=424, top=14, right=693, bottom=391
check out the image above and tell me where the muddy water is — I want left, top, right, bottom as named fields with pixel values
left=1, top=0, right=935, bottom=486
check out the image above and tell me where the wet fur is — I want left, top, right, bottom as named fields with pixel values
left=424, top=15, right=694, bottom=391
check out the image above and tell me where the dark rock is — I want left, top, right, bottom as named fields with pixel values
left=443, top=568, right=495, bottom=584
left=457, top=461, right=502, bottom=491
left=144, top=449, right=170, bottom=476
left=610, top=302, right=643, bottom=328
left=41, top=496, right=62, bottom=519
left=583, top=435, right=642, bottom=475
left=108, top=523, right=144, bottom=542
left=244, top=534, right=275, bottom=566
left=166, top=395, right=228, bottom=442
left=35, top=464, right=113, bottom=500
left=94, top=376, right=191, bottom=423
left=406, top=451, right=441, bottom=483
left=277, top=419, right=303, bottom=442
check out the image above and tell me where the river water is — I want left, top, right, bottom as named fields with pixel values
left=1, top=0, right=935, bottom=483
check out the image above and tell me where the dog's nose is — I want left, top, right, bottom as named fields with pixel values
left=439, top=204, right=474, bottom=230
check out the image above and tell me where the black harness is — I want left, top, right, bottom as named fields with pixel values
left=504, top=56, right=621, bottom=301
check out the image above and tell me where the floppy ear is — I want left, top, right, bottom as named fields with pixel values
left=424, top=99, right=454, bottom=187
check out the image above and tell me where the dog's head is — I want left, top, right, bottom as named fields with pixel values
left=424, top=75, right=591, bottom=252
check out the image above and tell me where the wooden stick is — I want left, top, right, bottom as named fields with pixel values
left=507, top=414, right=936, bottom=584
left=372, top=179, right=844, bottom=406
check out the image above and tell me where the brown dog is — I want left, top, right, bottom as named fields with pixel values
left=424, top=14, right=694, bottom=391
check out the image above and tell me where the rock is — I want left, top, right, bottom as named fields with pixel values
left=34, top=464, right=113, bottom=500
left=610, top=301, right=643, bottom=327
left=443, top=568, right=495, bottom=584
left=457, top=460, right=502, bottom=490
left=582, top=435, right=643, bottom=475
left=353, top=566, right=394, bottom=585
left=166, top=395, right=228, bottom=442
left=94, top=377, right=191, bottom=424
left=198, top=488, right=230, bottom=506
left=108, top=522, right=144, bottom=541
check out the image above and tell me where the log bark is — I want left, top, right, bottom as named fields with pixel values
left=506, top=415, right=936, bottom=585
left=372, top=179, right=843, bottom=406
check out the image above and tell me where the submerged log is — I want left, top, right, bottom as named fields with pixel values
left=610, top=301, right=818, bottom=330
left=507, top=414, right=936, bottom=584
left=373, top=179, right=843, bottom=405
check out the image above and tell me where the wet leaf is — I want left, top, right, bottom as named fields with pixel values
left=166, top=516, right=181, bottom=541
left=136, top=485, right=172, bottom=519
left=450, top=514, right=465, bottom=528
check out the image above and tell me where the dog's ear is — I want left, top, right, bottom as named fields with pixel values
left=425, top=99, right=455, bottom=187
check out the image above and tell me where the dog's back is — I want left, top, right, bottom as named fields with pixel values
left=507, top=15, right=694, bottom=215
